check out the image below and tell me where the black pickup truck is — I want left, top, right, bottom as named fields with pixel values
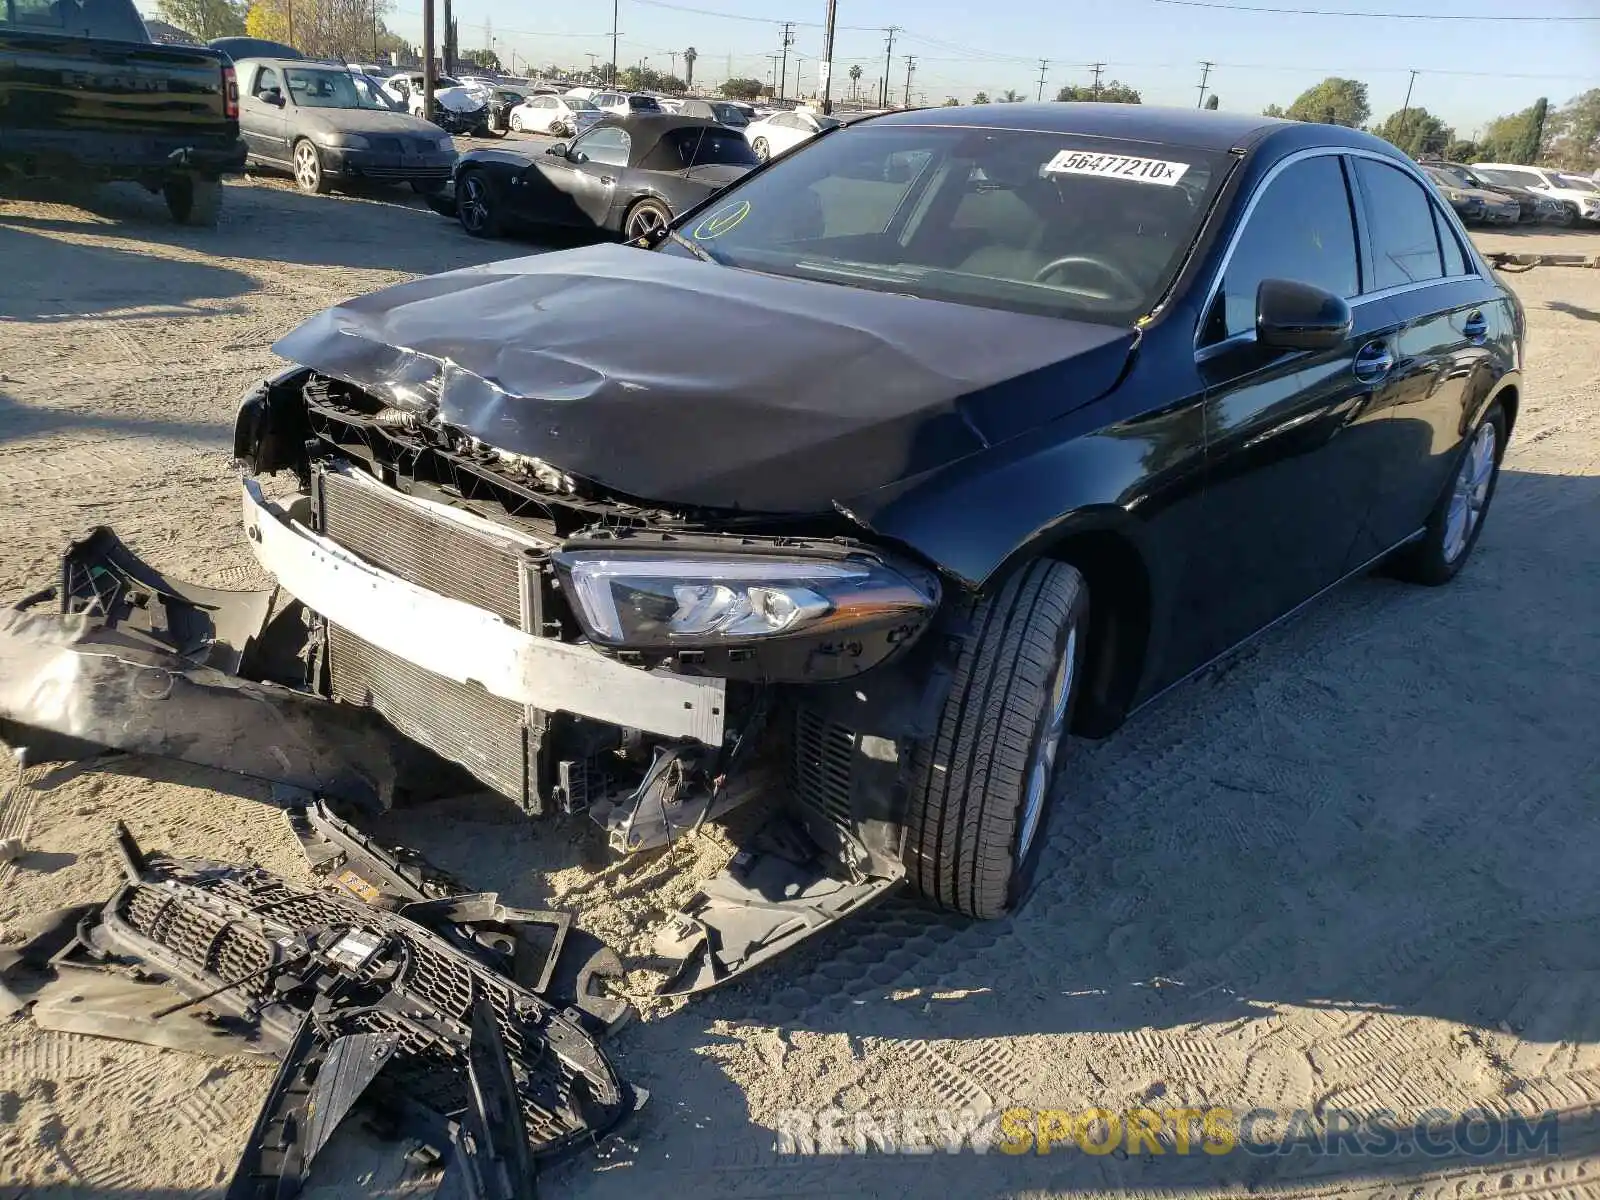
left=1, top=0, right=245, bottom=223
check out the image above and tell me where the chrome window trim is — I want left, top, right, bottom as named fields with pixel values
left=1193, top=145, right=1486, bottom=357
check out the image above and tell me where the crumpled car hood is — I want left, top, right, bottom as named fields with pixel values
left=271, top=243, right=1135, bottom=513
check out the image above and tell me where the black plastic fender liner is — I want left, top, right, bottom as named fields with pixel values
left=0, top=607, right=414, bottom=809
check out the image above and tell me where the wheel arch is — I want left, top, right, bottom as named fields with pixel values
left=978, top=511, right=1154, bottom=739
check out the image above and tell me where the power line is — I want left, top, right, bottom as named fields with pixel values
left=1154, top=0, right=1599, bottom=18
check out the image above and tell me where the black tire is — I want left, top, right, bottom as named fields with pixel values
left=1387, top=402, right=1506, bottom=586
left=902, top=560, right=1090, bottom=919
left=456, top=169, right=503, bottom=238
left=411, top=179, right=445, bottom=196
left=622, top=196, right=672, bottom=242
left=509, top=112, right=524, bottom=132
left=752, top=137, right=770, bottom=161
left=163, top=174, right=222, bottom=226
left=292, top=138, right=328, bottom=194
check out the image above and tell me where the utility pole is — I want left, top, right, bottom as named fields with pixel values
left=1090, top=61, right=1104, bottom=99
left=820, top=0, right=838, bottom=114
left=421, top=0, right=434, bottom=121
left=1196, top=60, right=1214, bottom=108
left=610, top=0, right=619, bottom=86
left=1036, top=59, right=1048, bottom=102
left=1397, top=68, right=1419, bottom=148
left=767, top=53, right=782, bottom=95
left=880, top=26, right=899, bottom=108
left=794, top=54, right=804, bottom=99
left=902, top=55, right=915, bottom=108
left=286, top=0, right=294, bottom=52
left=586, top=51, right=598, bottom=78
left=778, top=21, right=795, bottom=103
left=669, top=50, right=678, bottom=78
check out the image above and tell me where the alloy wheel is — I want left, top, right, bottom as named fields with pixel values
left=458, top=173, right=489, bottom=234
left=752, top=138, right=769, bottom=161
left=625, top=202, right=669, bottom=240
left=1443, top=420, right=1497, bottom=563
left=293, top=142, right=321, bottom=192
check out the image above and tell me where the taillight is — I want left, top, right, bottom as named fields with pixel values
left=223, top=63, right=239, bottom=120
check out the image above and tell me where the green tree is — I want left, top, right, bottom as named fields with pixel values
left=1373, top=105, right=1454, bottom=158
left=1442, top=139, right=1479, bottom=163
left=1546, top=90, right=1600, bottom=170
left=1204, top=93, right=1219, bottom=110
left=158, top=0, right=244, bottom=40
left=849, top=64, right=863, bottom=101
left=461, top=47, right=500, bottom=72
left=972, top=92, right=990, bottom=104
left=618, top=66, right=685, bottom=92
left=1479, top=98, right=1550, bottom=164
left=720, top=77, right=765, bottom=101
left=1056, top=80, right=1140, bottom=104
left=942, top=96, right=960, bottom=106
left=1000, top=88, right=1024, bottom=102
left=245, top=0, right=395, bottom=58
left=1263, top=102, right=1288, bottom=118
left=1284, top=77, right=1369, bottom=128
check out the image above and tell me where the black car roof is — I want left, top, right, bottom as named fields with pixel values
left=867, top=102, right=1296, bottom=152
left=587, top=113, right=734, bottom=168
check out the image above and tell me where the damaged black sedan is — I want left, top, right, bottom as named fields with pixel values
left=190, top=106, right=1524, bottom=985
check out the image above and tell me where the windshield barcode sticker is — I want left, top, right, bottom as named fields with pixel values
left=1042, top=150, right=1190, bottom=186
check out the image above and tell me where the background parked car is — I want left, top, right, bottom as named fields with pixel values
left=594, top=93, right=665, bottom=118
left=383, top=72, right=492, bottom=136
left=450, top=114, right=758, bottom=241
left=510, top=94, right=602, bottom=137
left=209, top=35, right=301, bottom=60
left=1419, top=165, right=1518, bottom=225
left=1418, top=160, right=1558, bottom=224
left=744, top=108, right=841, bottom=160
left=676, top=99, right=752, bottom=128
left=1473, top=163, right=1600, bottom=224
left=236, top=58, right=457, bottom=194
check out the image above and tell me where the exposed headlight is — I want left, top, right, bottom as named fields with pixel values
left=553, top=549, right=941, bottom=677
left=315, top=132, right=371, bottom=149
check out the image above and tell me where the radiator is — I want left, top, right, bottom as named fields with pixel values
left=312, top=463, right=551, bottom=811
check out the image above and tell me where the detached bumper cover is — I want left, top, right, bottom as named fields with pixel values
left=241, top=480, right=727, bottom=745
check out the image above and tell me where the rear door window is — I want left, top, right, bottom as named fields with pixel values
left=1204, top=154, right=1361, bottom=343
left=2, top=0, right=149, bottom=40
left=1354, top=158, right=1444, bottom=290
left=1434, top=207, right=1471, bottom=277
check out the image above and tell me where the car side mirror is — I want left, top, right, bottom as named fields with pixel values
left=262, top=88, right=285, bottom=107
left=546, top=142, right=567, bottom=156
left=1255, top=278, right=1351, bottom=351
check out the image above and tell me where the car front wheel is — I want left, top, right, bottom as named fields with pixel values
left=623, top=197, right=671, bottom=241
left=456, top=169, right=503, bottom=238
left=902, top=560, right=1089, bottom=919
left=1387, top=402, right=1506, bottom=585
left=292, top=139, right=328, bottom=194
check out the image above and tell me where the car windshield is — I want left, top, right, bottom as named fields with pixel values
left=1477, top=167, right=1546, bottom=190
left=1, top=0, right=148, bottom=40
left=662, top=124, right=1227, bottom=324
left=286, top=68, right=391, bottom=109
left=1558, top=175, right=1598, bottom=193
left=1429, top=165, right=1472, bottom=188
left=629, top=95, right=662, bottom=111
left=711, top=103, right=750, bottom=126
left=352, top=74, right=402, bottom=110
left=568, top=98, right=600, bottom=112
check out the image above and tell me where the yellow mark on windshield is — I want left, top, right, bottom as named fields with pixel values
left=693, top=199, right=751, bottom=240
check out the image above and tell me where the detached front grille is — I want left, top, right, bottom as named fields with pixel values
left=312, top=463, right=551, bottom=811
left=789, top=705, right=858, bottom=829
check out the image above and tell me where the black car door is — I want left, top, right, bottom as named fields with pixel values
left=1343, top=155, right=1507, bottom=562
left=534, top=125, right=629, bottom=227
left=1192, top=152, right=1401, bottom=656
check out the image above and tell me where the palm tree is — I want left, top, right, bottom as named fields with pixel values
left=1000, top=88, right=1024, bottom=103
left=684, top=46, right=697, bottom=89
left=848, top=63, right=862, bottom=103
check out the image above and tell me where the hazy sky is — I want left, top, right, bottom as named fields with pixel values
left=326, top=0, right=1595, bottom=134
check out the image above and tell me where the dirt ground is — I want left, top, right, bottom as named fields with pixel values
left=1, top=174, right=1599, bottom=1200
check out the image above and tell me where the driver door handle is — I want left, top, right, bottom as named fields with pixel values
left=1352, top=340, right=1394, bottom=384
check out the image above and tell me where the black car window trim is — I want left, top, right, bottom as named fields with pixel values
left=1193, top=146, right=1483, bottom=362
